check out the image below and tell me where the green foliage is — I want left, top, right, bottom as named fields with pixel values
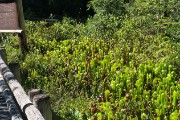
left=0, top=34, right=21, bottom=62
left=89, top=0, right=126, bottom=16
left=86, top=0, right=127, bottom=39
left=20, top=20, right=179, bottom=119
left=0, top=0, right=179, bottom=119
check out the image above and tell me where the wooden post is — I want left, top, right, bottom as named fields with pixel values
left=0, top=46, right=7, bottom=64
left=33, top=94, right=52, bottom=120
left=28, top=89, right=43, bottom=102
left=15, top=0, right=28, bottom=54
left=15, top=0, right=25, bottom=30
left=9, top=62, right=22, bottom=83
left=18, top=32, right=28, bottom=55
left=28, top=89, right=52, bottom=120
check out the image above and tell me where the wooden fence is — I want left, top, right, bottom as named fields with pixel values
left=0, top=47, right=52, bottom=120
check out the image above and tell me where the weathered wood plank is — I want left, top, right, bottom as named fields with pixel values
left=0, top=58, right=45, bottom=120
left=0, top=73, right=23, bottom=120
left=0, top=2, right=19, bottom=30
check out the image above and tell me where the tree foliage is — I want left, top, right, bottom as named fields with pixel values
left=23, top=0, right=93, bottom=19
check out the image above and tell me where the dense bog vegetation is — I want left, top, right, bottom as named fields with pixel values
left=0, top=0, right=180, bottom=119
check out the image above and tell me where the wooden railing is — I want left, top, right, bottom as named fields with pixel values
left=0, top=71, right=23, bottom=120
left=0, top=1, right=52, bottom=119
left=0, top=47, right=52, bottom=120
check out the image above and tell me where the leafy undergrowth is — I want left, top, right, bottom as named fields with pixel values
left=21, top=36, right=179, bottom=119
